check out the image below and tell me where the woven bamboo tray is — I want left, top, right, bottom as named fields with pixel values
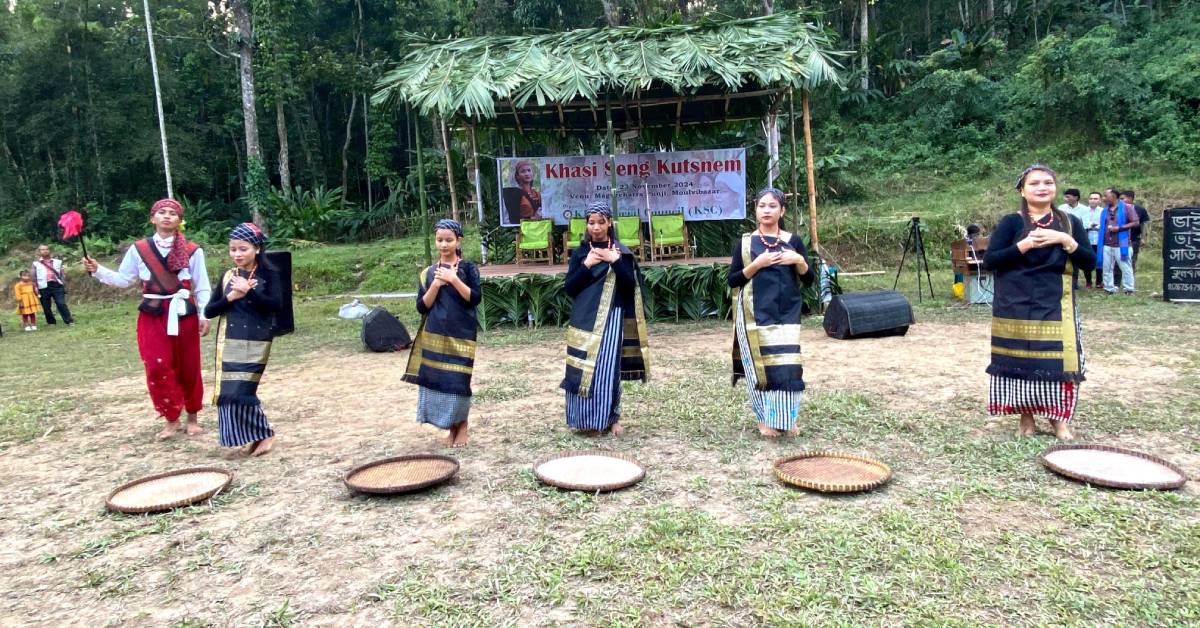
left=774, top=451, right=892, bottom=493
left=344, top=454, right=460, bottom=495
left=106, top=467, right=233, bottom=514
left=533, top=451, right=646, bottom=492
left=1039, top=444, right=1188, bottom=490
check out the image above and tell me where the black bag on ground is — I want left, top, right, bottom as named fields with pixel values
left=361, top=307, right=412, bottom=352
left=265, top=251, right=294, bottom=337
left=822, top=290, right=914, bottom=339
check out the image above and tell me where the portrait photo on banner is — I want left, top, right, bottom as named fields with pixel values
left=500, top=159, right=545, bottom=226
left=496, top=148, right=747, bottom=227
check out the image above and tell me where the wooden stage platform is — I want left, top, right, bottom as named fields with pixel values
left=478, top=256, right=728, bottom=277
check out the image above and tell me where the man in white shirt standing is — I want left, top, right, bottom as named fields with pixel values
left=83, top=199, right=212, bottom=440
left=31, top=244, right=75, bottom=325
left=1058, top=188, right=1091, bottom=289
left=1082, top=192, right=1105, bottom=287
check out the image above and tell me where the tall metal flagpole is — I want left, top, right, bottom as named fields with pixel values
left=142, top=0, right=173, bottom=199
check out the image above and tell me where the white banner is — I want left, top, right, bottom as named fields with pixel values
left=496, top=148, right=746, bottom=227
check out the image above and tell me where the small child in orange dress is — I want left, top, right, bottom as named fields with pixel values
left=13, top=270, right=40, bottom=331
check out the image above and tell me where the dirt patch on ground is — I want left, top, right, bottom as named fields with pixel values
left=958, top=498, right=1060, bottom=539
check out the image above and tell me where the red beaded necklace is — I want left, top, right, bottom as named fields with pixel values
left=757, top=230, right=782, bottom=250
left=1028, top=210, right=1054, bottom=228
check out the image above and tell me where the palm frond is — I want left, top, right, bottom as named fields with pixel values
left=377, top=11, right=846, bottom=120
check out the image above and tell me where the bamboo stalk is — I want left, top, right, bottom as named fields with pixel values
left=414, top=114, right=431, bottom=266
left=802, top=90, right=819, bottom=253
left=788, top=88, right=801, bottom=235
left=440, top=118, right=459, bottom=222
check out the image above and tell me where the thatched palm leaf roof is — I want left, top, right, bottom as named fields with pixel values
left=375, top=11, right=844, bottom=125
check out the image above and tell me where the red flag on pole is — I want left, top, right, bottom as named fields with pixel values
left=58, top=210, right=84, bottom=239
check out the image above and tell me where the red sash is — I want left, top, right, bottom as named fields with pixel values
left=38, top=259, right=63, bottom=284
left=134, top=239, right=197, bottom=315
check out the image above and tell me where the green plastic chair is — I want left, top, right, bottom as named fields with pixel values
left=651, top=213, right=689, bottom=260
left=516, top=219, right=555, bottom=265
left=615, top=215, right=645, bottom=260
left=562, top=217, right=587, bottom=257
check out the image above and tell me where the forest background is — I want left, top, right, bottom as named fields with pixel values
left=1, top=0, right=1198, bottom=259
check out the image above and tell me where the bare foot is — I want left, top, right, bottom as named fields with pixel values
left=1017, top=413, right=1035, bottom=437
left=757, top=423, right=782, bottom=438
left=608, top=423, right=624, bottom=437
left=1050, top=420, right=1074, bottom=441
left=184, top=414, right=204, bottom=436
left=243, top=441, right=260, bottom=456
left=157, top=421, right=180, bottom=441
left=451, top=422, right=469, bottom=448
left=251, top=436, right=275, bottom=456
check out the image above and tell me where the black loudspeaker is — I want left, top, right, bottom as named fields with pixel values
left=823, top=290, right=915, bottom=340
left=361, top=307, right=412, bottom=352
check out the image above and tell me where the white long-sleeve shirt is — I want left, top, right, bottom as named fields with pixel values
left=94, top=235, right=211, bottom=319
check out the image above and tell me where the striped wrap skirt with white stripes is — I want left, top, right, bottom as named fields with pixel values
left=218, top=404, right=274, bottom=447
left=735, top=296, right=804, bottom=431
left=564, top=305, right=623, bottom=431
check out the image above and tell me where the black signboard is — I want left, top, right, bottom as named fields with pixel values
left=1163, top=207, right=1200, bottom=302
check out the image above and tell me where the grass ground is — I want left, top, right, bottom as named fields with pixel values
left=0, top=250, right=1196, bottom=625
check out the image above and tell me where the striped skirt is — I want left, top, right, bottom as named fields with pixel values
left=565, top=305, right=623, bottom=431
left=988, top=376, right=1078, bottom=422
left=735, top=296, right=804, bottom=431
left=416, top=386, right=471, bottom=429
left=218, top=404, right=274, bottom=447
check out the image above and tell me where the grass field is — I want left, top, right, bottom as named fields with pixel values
left=0, top=249, right=1197, bottom=625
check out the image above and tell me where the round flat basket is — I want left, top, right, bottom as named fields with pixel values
left=774, top=451, right=892, bottom=493
left=1039, top=444, right=1187, bottom=490
left=344, top=454, right=460, bottom=495
left=106, top=467, right=233, bottom=514
left=534, top=451, right=645, bottom=492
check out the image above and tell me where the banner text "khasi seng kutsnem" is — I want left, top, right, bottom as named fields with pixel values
left=496, top=148, right=746, bottom=227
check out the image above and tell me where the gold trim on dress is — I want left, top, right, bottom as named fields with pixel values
left=221, top=371, right=263, bottom=383
left=574, top=270, right=617, bottom=398
left=419, top=330, right=477, bottom=359
left=747, top=323, right=802, bottom=347
left=221, top=339, right=273, bottom=365
left=566, top=325, right=601, bottom=354
left=991, top=346, right=1065, bottom=360
left=990, top=317, right=1063, bottom=341
left=1060, top=260, right=1080, bottom=374
left=421, top=357, right=474, bottom=375
left=759, top=353, right=804, bottom=367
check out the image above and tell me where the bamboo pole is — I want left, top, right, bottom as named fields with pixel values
left=788, top=88, right=801, bottom=235
left=605, top=96, right=618, bottom=213
left=802, top=90, right=819, bottom=253
left=469, top=124, right=487, bottom=264
left=440, top=118, right=459, bottom=222
left=414, top=115, right=431, bottom=266
left=142, top=0, right=173, bottom=198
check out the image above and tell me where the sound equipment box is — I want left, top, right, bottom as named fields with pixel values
left=264, top=250, right=294, bottom=337
left=361, top=307, right=412, bottom=352
left=822, top=290, right=914, bottom=340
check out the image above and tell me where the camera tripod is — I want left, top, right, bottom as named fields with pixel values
left=893, top=216, right=935, bottom=302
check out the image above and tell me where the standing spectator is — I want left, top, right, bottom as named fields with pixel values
left=31, top=244, right=74, bottom=326
left=1083, top=193, right=1105, bottom=288
left=14, top=270, right=41, bottom=331
left=1059, top=189, right=1087, bottom=288
left=1119, top=190, right=1151, bottom=272
left=1099, top=187, right=1137, bottom=294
